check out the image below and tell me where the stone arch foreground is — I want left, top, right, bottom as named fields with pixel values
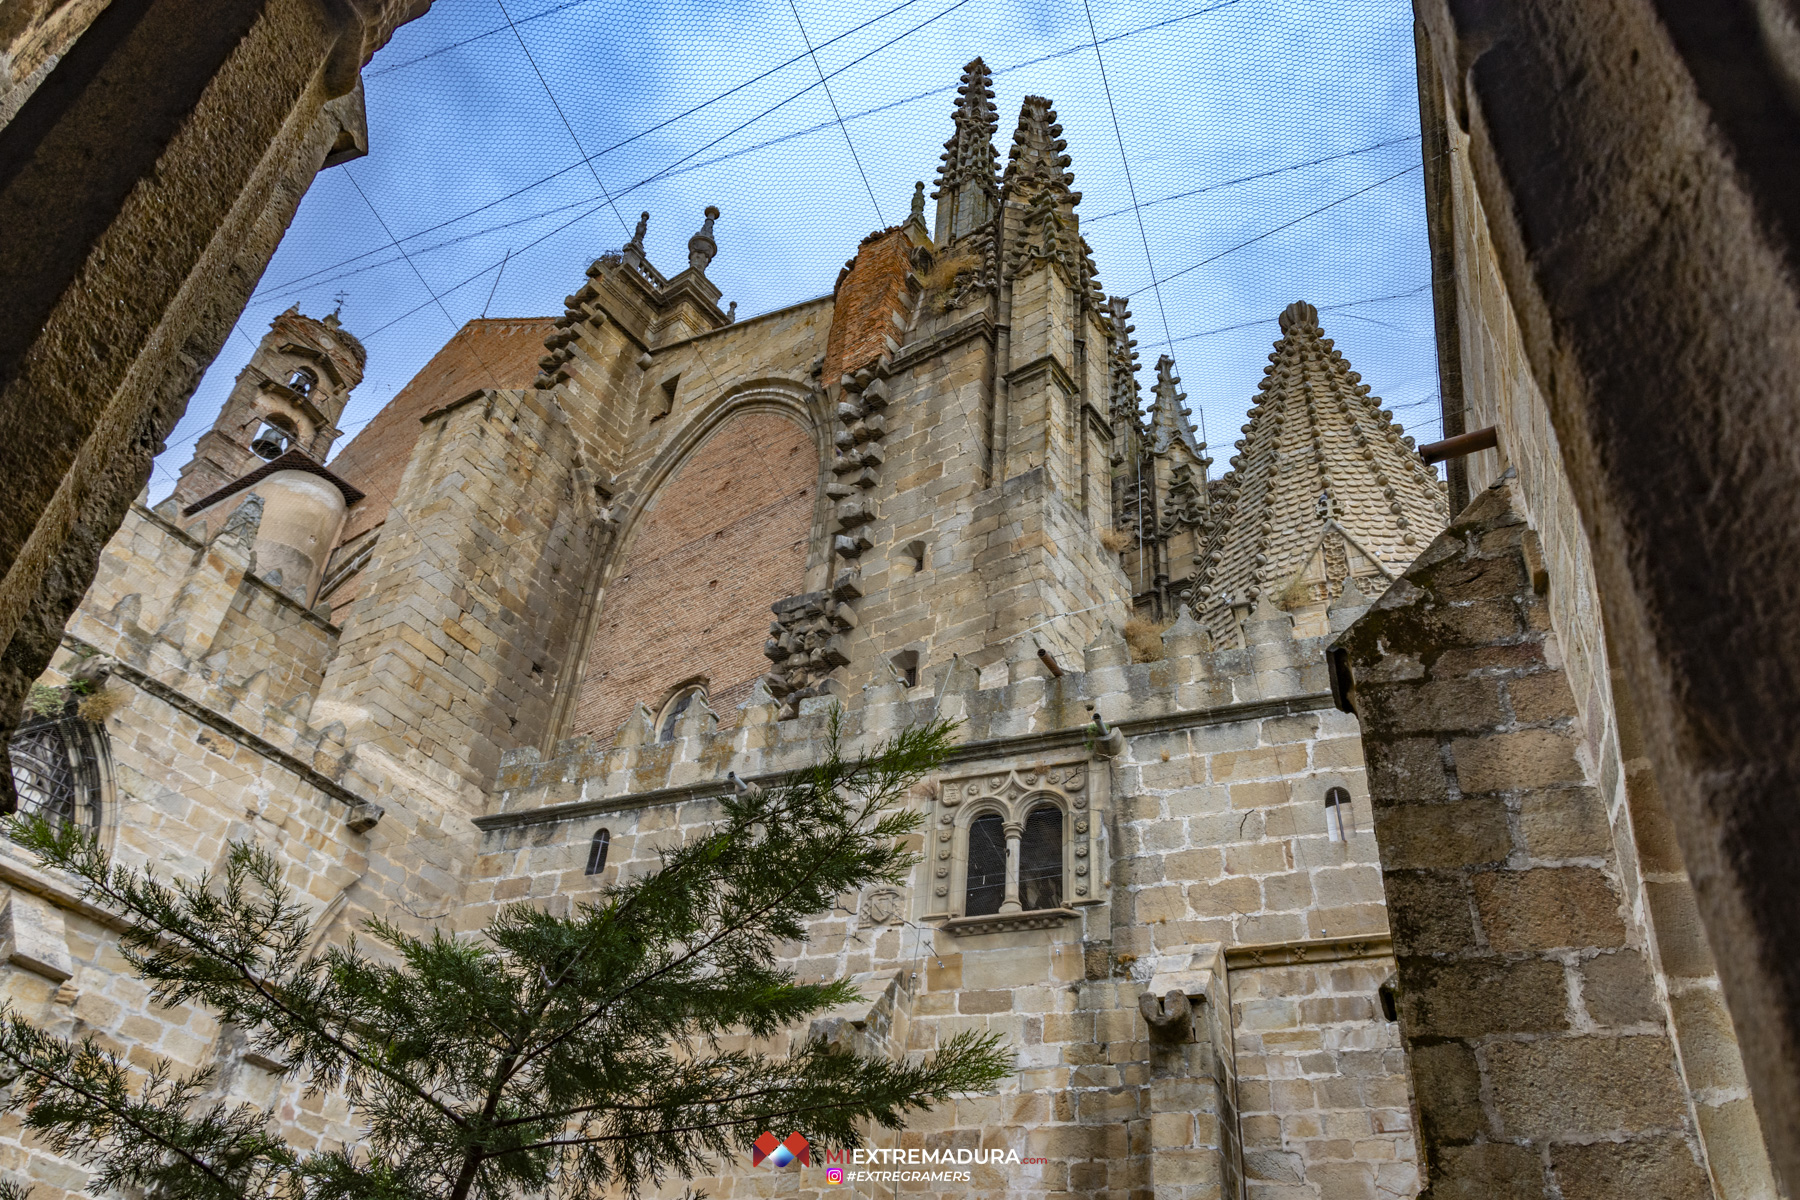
left=569, top=408, right=819, bottom=743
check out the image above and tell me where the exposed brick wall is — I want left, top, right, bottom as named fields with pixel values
left=329, top=317, right=552, bottom=549
left=823, top=228, right=912, bottom=383
left=571, top=410, right=816, bottom=742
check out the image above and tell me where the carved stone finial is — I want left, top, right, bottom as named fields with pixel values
left=688, top=205, right=720, bottom=274
left=622, top=211, right=650, bottom=270
left=934, top=59, right=1000, bottom=244
left=1148, top=352, right=1202, bottom=458
left=726, top=300, right=737, bottom=323
left=910, top=180, right=927, bottom=224
left=1278, top=299, right=1319, bottom=334
left=1003, top=95, right=1077, bottom=200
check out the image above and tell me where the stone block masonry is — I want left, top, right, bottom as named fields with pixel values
left=1335, top=476, right=1714, bottom=1198
left=318, top=385, right=602, bottom=794
left=1413, top=15, right=1784, bottom=1193
left=17, top=49, right=1777, bottom=1200
left=323, top=316, right=553, bottom=619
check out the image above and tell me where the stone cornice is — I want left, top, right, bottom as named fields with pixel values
left=648, top=293, right=834, bottom=358
left=886, top=310, right=996, bottom=374
left=1223, top=932, right=1393, bottom=969
left=59, top=632, right=371, bottom=816
left=473, top=691, right=1335, bottom=833
left=941, top=908, right=1077, bottom=936
left=1004, top=353, right=1077, bottom=397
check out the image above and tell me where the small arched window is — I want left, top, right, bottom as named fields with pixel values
left=8, top=714, right=105, bottom=837
left=965, top=814, right=1007, bottom=917
left=287, top=367, right=317, bottom=397
left=585, top=828, right=611, bottom=876
left=891, top=650, right=919, bottom=688
left=657, top=685, right=705, bottom=743
left=1019, top=804, right=1064, bottom=911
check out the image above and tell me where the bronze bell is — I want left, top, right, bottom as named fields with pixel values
left=249, top=423, right=289, bottom=460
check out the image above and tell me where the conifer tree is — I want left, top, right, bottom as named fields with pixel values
left=0, top=716, right=1004, bottom=1200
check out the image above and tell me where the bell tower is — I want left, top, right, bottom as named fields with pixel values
left=168, top=306, right=365, bottom=510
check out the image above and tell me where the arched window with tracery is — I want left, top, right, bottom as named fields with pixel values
left=7, top=713, right=106, bottom=836
left=965, top=813, right=1007, bottom=917
left=585, top=828, right=611, bottom=876
left=1018, top=804, right=1065, bottom=911
left=958, top=801, right=1069, bottom=919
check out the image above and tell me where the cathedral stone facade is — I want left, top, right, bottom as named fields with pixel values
left=1, top=55, right=1771, bottom=1200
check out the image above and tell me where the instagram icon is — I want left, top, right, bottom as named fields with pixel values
left=825, top=1168, right=845, bottom=1185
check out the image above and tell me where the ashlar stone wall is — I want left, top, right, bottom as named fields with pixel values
left=1336, top=477, right=1734, bottom=1198
left=1410, top=25, right=1779, bottom=1195
left=488, top=604, right=1424, bottom=1200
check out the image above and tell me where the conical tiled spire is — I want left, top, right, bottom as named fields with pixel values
left=1192, top=301, right=1449, bottom=643
left=932, top=58, right=1000, bottom=244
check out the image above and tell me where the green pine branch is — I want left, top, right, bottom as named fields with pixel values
left=0, top=714, right=1009, bottom=1200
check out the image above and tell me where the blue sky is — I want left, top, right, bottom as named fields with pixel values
left=149, top=0, right=1437, bottom=500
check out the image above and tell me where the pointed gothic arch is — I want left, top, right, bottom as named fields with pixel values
left=561, top=387, right=827, bottom=744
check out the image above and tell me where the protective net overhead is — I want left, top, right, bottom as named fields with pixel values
left=152, top=0, right=1438, bottom=499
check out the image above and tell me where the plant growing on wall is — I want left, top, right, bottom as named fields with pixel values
left=0, top=715, right=1001, bottom=1200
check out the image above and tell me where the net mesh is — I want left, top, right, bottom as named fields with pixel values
left=965, top=813, right=1007, bottom=916
left=149, top=0, right=1437, bottom=499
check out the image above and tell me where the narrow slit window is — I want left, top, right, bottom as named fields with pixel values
left=965, top=814, right=1006, bottom=917
left=653, top=375, right=679, bottom=420
left=585, top=828, right=611, bottom=876
left=1324, top=786, right=1352, bottom=843
left=1019, top=804, right=1064, bottom=911
left=892, top=650, right=919, bottom=688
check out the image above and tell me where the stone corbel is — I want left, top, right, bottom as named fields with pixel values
left=322, top=0, right=433, bottom=99
left=0, top=891, right=74, bottom=982
left=804, top=968, right=910, bottom=1061
left=1138, top=989, right=1197, bottom=1043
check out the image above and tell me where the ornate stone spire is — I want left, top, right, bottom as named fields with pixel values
left=932, top=58, right=1000, bottom=244
left=1191, top=301, right=1449, bottom=644
left=1000, top=96, right=1088, bottom=288
left=1148, top=354, right=1203, bottom=458
left=1002, top=95, right=1078, bottom=202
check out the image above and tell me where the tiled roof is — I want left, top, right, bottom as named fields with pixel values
left=1193, top=301, right=1448, bottom=642
left=180, top=447, right=364, bottom=517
